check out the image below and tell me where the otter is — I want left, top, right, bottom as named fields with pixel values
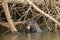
left=25, top=19, right=42, bottom=33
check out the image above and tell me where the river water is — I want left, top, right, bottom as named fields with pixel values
left=0, top=32, right=60, bottom=40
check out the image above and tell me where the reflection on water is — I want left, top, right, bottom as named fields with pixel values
left=0, top=32, right=60, bottom=40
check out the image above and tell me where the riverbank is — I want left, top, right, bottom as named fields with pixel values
left=0, top=0, right=60, bottom=35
